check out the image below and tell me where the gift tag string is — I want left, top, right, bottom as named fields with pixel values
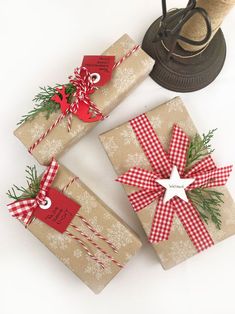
left=62, top=177, right=123, bottom=269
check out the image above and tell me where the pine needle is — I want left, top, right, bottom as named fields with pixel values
left=7, top=166, right=40, bottom=201
left=17, top=83, right=76, bottom=125
left=186, top=129, right=217, bottom=167
left=186, top=129, right=224, bottom=229
left=187, top=188, right=223, bottom=229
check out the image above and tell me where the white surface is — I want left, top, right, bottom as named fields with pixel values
left=1, top=1, right=235, bottom=313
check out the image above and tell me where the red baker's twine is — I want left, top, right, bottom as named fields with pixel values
left=62, top=176, right=118, bottom=252
left=112, top=45, right=140, bottom=69
left=64, top=230, right=105, bottom=269
left=75, top=214, right=118, bottom=253
left=62, top=176, right=78, bottom=193
left=70, top=224, right=123, bottom=268
left=28, top=45, right=140, bottom=155
left=62, top=177, right=123, bottom=269
left=28, top=112, right=65, bottom=154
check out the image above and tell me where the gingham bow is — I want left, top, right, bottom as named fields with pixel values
left=7, top=158, right=59, bottom=225
left=117, top=114, right=233, bottom=252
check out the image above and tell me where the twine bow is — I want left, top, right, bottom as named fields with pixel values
left=7, top=158, right=59, bottom=225
left=28, top=45, right=140, bottom=154
left=52, top=67, right=105, bottom=132
left=116, top=114, right=232, bottom=252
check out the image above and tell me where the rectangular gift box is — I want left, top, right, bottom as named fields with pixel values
left=26, top=164, right=142, bottom=293
left=99, top=96, right=235, bottom=269
left=14, top=34, right=154, bottom=165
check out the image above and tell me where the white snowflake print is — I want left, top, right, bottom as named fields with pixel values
left=141, top=57, right=152, bottom=67
left=38, top=139, right=63, bottom=160
left=102, top=136, right=118, bottom=158
left=107, top=222, right=133, bottom=250
left=100, top=86, right=110, bottom=97
left=120, top=125, right=139, bottom=147
left=47, top=233, right=72, bottom=250
left=113, top=67, right=136, bottom=92
left=206, top=223, right=226, bottom=242
left=60, top=256, right=75, bottom=272
left=168, top=240, right=196, bottom=265
left=29, top=122, right=46, bottom=141
left=60, top=257, right=71, bottom=267
left=141, top=203, right=156, bottom=234
left=157, top=250, right=170, bottom=266
left=177, top=117, right=195, bottom=137
left=166, top=101, right=184, bottom=113
left=103, top=212, right=112, bottom=220
left=120, top=38, right=137, bottom=54
left=149, top=115, right=162, bottom=130
left=57, top=115, right=88, bottom=139
left=124, top=252, right=132, bottom=262
left=68, top=122, right=87, bottom=138
left=78, top=191, right=98, bottom=214
left=73, top=248, right=82, bottom=259
left=125, top=152, right=147, bottom=168
left=78, top=216, right=103, bottom=240
left=84, top=251, right=112, bottom=281
left=58, top=117, right=68, bottom=130
left=171, top=216, right=185, bottom=235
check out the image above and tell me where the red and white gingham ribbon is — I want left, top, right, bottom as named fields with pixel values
left=7, top=161, right=123, bottom=269
left=28, top=45, right=140, bottom=154
left=116, top=114, right=233, bottom=252
left=7, top=158, right=59, bottom=225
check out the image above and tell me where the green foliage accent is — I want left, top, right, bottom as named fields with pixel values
left=185, top=128, right=225, bottom=229
left=17, top=83, right=76, bottom=125
left=7, top=165, right=40, bottom=201
left=186, top=129, right=217, bottom=167
left=187, top=188, right=223, bottom=230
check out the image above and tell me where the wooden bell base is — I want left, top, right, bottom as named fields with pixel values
left=142, top=10, right=226, bottom=92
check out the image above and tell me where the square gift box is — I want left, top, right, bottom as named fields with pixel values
left=14, top=34, right=154, bottom=165
left=100, top=96, right=235, bottom=269
left=9, top=162, right=142, bottom=293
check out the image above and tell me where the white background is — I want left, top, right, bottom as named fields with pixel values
left=1, top=0, right=235, bottom=313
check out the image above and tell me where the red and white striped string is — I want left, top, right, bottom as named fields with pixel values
left=70, top=224, right=123, bottom=268
left=76, top=213, right=118, bottom=253
left=64, top=230, right=105, bottom=269
left=28, top=112, right=66, bottom=154
left=112, top=45, right=140, bottom=69
left=62, top=176, right=123, bottom=269
left=28, top=45, right=140, bottom=154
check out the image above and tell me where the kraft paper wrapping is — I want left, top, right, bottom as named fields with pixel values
left=14, top=34, right=154, bottom=165
left=179, top=0, right=235, bottom=51
left=27, top=164, right=142, bottom=293
left=100, top=97, right=235, bottom=269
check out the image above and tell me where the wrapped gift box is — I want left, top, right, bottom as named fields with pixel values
left=14, top=34, right=154, bottom=165
left=100, top=96, right=235, bottom=269
left=17, top=163, right=142, bottom=293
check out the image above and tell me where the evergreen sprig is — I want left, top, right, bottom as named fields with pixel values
left=17, top=83, right=76, bottom=125
left=186, top=129, right=217, bottom=167
left=187, top=188, right=223, bottom=229
left=186, top=128, right=224, bottom=229
left=7, top=165, right=40, bottom=201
